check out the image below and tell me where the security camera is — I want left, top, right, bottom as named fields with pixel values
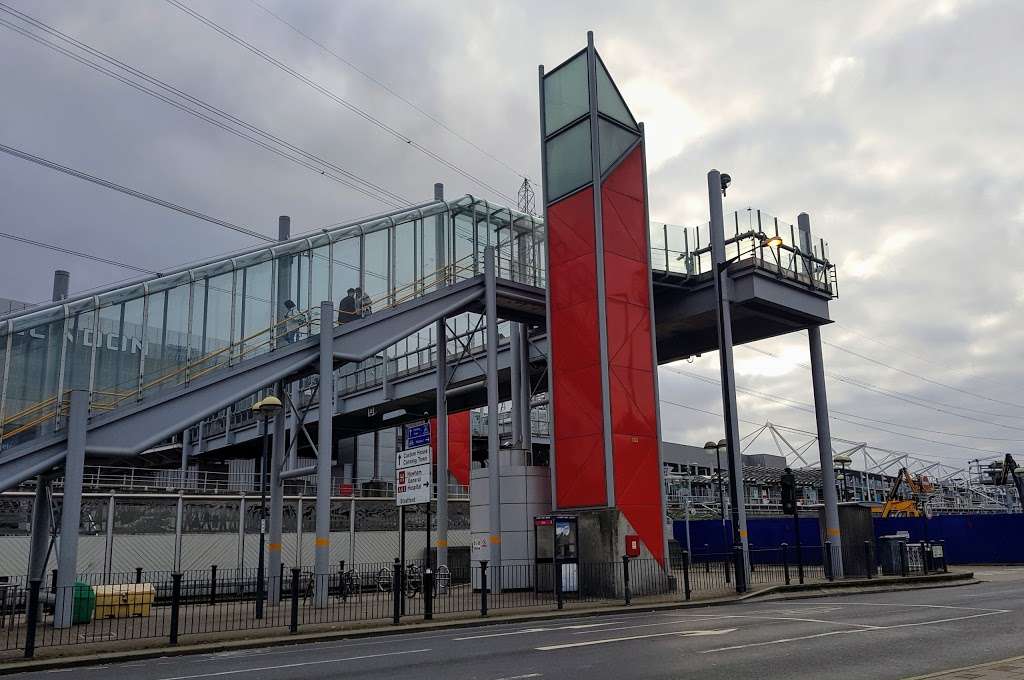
left=720, top=173, right=732, bottom=196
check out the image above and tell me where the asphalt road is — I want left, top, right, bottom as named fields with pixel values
left=12, top=568, right=1024, bottom=680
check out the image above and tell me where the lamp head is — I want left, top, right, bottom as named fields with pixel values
left=703, top=441, right=718, bottom=451
left=760, top=233, right=784, bottom=249
left=720, top=173, right=731, bottom=196
left=257, top=395, right=283, bottom=415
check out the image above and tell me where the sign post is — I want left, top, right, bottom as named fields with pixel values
left=396, top=444, right=433, bottom=594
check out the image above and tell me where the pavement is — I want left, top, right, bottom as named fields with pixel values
left=1, top=567, right=1019, bottom=679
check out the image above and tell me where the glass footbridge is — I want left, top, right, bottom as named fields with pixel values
left=0, top=194, right=835, bottom=486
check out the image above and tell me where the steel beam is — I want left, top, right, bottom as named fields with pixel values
left=269, top=382, right=286, bottom=605
left=435, top=319, right=449, bottom=570
left=27, top=476, right=52, bottom=581
left=54, top=390, right=87, bottom=629
left=484, top=246, right=502, bottom=581
left=708, top=170, right=749, bottom=591
left=314, top=300, right=333, bottom=607
left=802, top=210, right=843, bottom=577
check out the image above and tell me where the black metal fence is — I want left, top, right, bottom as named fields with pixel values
left=0, top=540, right=949, bottom=658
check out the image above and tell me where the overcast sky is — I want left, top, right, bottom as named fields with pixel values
left=1, top=0, right=1021, bottom=473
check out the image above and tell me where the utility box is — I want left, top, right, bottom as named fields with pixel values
left=71, top=582, right=96, bottom=625
left=877, top=535, right=906, bottom=575
left=94, top=583, right=156, bottom=619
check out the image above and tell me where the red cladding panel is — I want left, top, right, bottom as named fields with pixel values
left=430, top=412, right=472, bottom=486
left=601, top=146, right=665, bottom=564
left=548, top=186, right=607, bottom=508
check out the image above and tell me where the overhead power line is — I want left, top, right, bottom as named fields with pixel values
left=822, top=338, right=1024, bottom=411
left=740, top=343, right=1024, bottom=429
left=247, top=0, right=537, bottom=187
left=164, top=0, right=520, bottom=206
left=666, top=366, right=1011, bottom=456
left=833, top=319, right=1022, bottom=396
left=0, top=142, right=273, bottom=243
left=0, top=4, right=409, bottom=209
left=657, top=398, right=979, bottom=467
left=0, top=231, right=158, bottom=274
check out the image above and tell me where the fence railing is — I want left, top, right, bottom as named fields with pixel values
left=0, top=538, right=949, bottom=659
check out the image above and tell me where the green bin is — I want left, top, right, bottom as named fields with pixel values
left=72, top=581, right=95, bottom=625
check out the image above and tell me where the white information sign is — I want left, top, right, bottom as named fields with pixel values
left=396, top=445, right=432, bottom=507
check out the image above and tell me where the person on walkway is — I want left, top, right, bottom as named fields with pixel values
left=283, top=300, right=306, bottom=343
left=338, top=288, right=357, bottom=324
left=355, top=287, right=372, bottom=316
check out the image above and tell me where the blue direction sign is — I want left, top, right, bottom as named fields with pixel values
left=405, top=422, right=430, bottom=448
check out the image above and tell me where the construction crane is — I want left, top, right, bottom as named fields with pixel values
left=985, top=454, right=1024, bottom=512
left=875, top=468, right=935, bottom=518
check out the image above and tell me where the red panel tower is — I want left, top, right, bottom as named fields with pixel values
left=540, top=33, right=666, bottom=564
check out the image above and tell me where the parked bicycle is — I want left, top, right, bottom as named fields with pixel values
left=376, top=563, right=423, bottom=597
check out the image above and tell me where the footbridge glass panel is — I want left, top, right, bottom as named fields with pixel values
left=0, top=196, right=544, bottom=452
left=648, top=209, right=837, bottom=295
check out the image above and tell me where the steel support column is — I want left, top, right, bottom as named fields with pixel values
left=173, top=491, right=184, bottom=572
left=435, top=319, right=449, bottom=570
left=799, top=214, right=843, bottom=576
left=510, top=323, right=524, bottom=450
left=518, top=323, right=532, bottom=455
left=708, top=170, right=749, bottom=592
left=27, top=476, right=52, bottom=581
left=180, top=427, right=192, bottom=487
left=314, top=300, right=333, bottom=607
left=28, top=271, right=69, bottom=581
left=54, top=389, right=87, bottom=629
left=269, top=382, right=286, bottom=605
left=434, top=182, right=449, bottom=571
left=484, top=246, right=502, bottom=581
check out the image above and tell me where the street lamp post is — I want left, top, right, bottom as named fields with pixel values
left=252, top=395, right=282, bottom=620
left=705, top=440, right=730, bottom=549
left=833, top=452, right=852, bottom=502
left=705, top=168, right=784, bottom=593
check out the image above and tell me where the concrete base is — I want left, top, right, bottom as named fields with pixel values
left=470, top=452, right=550, bottom=589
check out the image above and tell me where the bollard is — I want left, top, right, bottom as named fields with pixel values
left=899, top=542, right=909, bottom=577
left=392, top=558, right=402, bottom=625
left=135, top=567, right=143, bottom=584
left=555, top=559, right=564, bottom=610
left=864, top=541, right=873, bottom=579
left=824, top=540, right=834, bottom=581
left=797, top=542, right=805, bottom=585
left=50, top=569, right=57, bottom=593
left=424, top=569, right=434, bottom=621
left=169, top=573, right=182, bottom=645
left=618, top=557, right=626, bottom=606
left=781, top=543, right=790, bottom=586
left=290, top=568, right=300, bottom=634
left=23, top=578, right=41, bottom=659
left=209, top=565, right=218, bottom=606
left=733, top=545, right=745, bottom=593
left=480, top=560, right=489, bottom=617
left=682, top=550, right=692, bottom=601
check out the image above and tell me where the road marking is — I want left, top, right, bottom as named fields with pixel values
left=665, top=613, right=881, bottom=629
left=772, top=601, right=1005, bottom=612
left=701, top=610, right=1010, bottom=654
left=537, top=628, right=735, bottom=650
left=155, top=649, right=430, bottom=680
left=493, top=675, right=542, bottom=680
left=455, top=622, right=617, bottom=640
